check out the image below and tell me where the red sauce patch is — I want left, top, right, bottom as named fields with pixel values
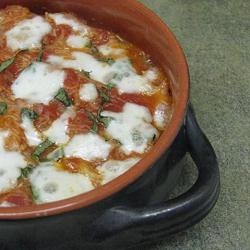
left=68, top=108, right=92, bottom=136
left=34, top=100, right=65, bottom=131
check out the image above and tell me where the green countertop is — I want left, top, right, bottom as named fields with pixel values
left=134, top=0, right=250, bottom=249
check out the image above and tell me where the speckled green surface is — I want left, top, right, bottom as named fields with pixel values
left=134, top=0, right=250, bottom=249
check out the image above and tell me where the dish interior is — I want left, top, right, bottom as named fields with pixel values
left=0, top=0, right=189, bottom=218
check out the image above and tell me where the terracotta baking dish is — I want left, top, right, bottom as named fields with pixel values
left=0, top=1, right=220, bottom=249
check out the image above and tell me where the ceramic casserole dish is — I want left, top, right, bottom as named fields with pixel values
left=0, top=1, right=220, bottom=249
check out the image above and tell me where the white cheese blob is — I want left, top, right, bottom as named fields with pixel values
left=79, top=83, right=98, bottom=102
left=98, top=44, right=125, bottom=57
left=21, top=116, right=42, bottom=146
left=64, top=133, right=112, bottom=161
left=29, top=162, right=94, bottom=204
left=44, top=107, right=75, bottom=145
left=107, top=59, right=157, bottom=93
left=66, top=35, right=89, bottom=48
left=5, top=16, right=51, bottom=51
left=0, top=131, right=26, bottom=193
left=101, top=103, right=159, bottom=154
left=48, top=13, right=88, bottom=33
left=98, top=158, right=140, bottom=184
left=154, top=103, right=171, bottom=129
left=47, top=52, right=156, bottom=94
left=47, top=52, right=109, bottom=82
left=11, top=62, right=65, bottom=104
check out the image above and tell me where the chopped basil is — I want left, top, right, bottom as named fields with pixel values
left=0, top=102, right=7, bottom=115
left=98, top=82, right=117, bottom=104
left=37, top=47, right=44, bottom=62
left=98, top=116, right=114, bottom=128
left=0, top=50, right=28, bottom=72
left=90, top=122, right=98, bottom=134
left=87, top=111, right=97, bottom=122
left=87, top=111, right=99, bottom=133
left=54, top=88, right=72, bottom=107
left=98, top=57, right=115, bottom=65
left=106, top=82, right=116, bottom=89
left=87, top=109, right=114, bottom=132
left=98, top=88, right=110, bottom=103
left=0, top=57, right=15, bottom=72
left=97, top=108, right=114, bottom=128
left=80, top=70, right=91, bottom=78
left=20, top=165, right=34, bottom=178
left=86, top=83, right=114, bottom=132
left=86, top=40, right=99, bottom=54
left=31, top=186, right=39, bottom=201
left=32, top=139, right=54, bottom=161
left=85, top=40, right=92, bottom=48
left=21, top=108, right=38, bottom=120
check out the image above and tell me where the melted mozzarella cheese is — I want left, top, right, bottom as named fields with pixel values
left=29, top=162, right=93, bottom=204
left=48, top=13, right=88, bottom=33
left=47, top=52, right=109, bottom=82
left=107, top=59, right=156, bottom=93
left=154, top=103, right=171, bottom=129
left=0, top=131, right=26, bottom=192
left=98, top=158, right=140, bottom=184
left=11, top=62, right=65, bottom=104
left=66, top=35, right=89, bottom=48
left=47, top=52, right=156, bottom=94
left=101, top=103, right=159, bottom=154
left=64, top=133, right=112, bottom=161
left=6, top=16, right=51, bottom=51
left=98, top=44, right=125, bottom=57
left=21, top=116, right=42, bottom=146
left=79, top=83, right=98, bottom=102
left=44, top=107, right=75, bottom=144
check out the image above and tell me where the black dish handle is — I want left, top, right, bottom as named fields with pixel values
left=90, top=104, right=220, bottom=243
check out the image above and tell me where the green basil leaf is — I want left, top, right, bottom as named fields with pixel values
left=98, top=116, right=114, bottom=128
left=97, top=108, right=114, bottom=128
left=98, top=88, right=110, bottom=103
left=0, top=57, right=15, bottom=72
left=87, top=107, right=114, bottom=133
left=31, top=186, right=39, bottom=201
left=106, top=82, right=116, bottom=90
left=0, top=102, right=7, bottom=115
left=32, top=139, right=54, bottom=161
left=21, top=108, right=39, bottom=120
left=37, top=47, right=44, bottom=62
left=87, top=111, right=99, bottom=133
left=54, top=88, right=73, bottom=107
left=20, top=165, right=34, bottom=178
left=98, top=57, right=115, bottom=65
left=86, top=40, right=99, bottom=54
left=85, top=40, right=93, bottom=48
left=90, top=122, right=98, bottom=134
left=80, top=70, right=91, bottom=78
